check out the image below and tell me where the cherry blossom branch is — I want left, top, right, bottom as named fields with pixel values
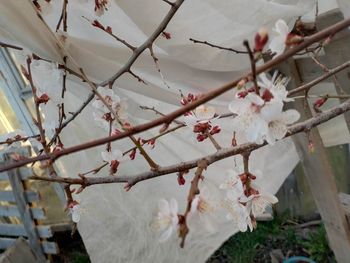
left=56, top=0, right=68, bottom=32
left=149, top=44, right=171, bottom=89
left=83, top=17, right=136, bottom=51
left=189, top=38, right=248, bottom=54
left=0, top=134, right=40, bottom=146
left=2, top=17, right=350, bottom=172
left=311, top=56, right=345, bottom=94
left=162, top=0, right=175, bottom=6
left=179, top=159, right=207, bottom=247
left=79, top=69, right=159, bottom=169
left=99, top=0, right=185, bottom=87
left=243, top=40, right=259, bottom=94
left=28, top=98, right=350, bottom=188
left=288, top=60, right=350, bottom=96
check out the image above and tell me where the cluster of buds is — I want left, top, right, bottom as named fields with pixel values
left=141, top=138, right=156, bottom=149
left=194, top=122, right=221, bottom=142
left=91, top=20, right=113, bottom=34
left=181, top=93, right=198, bottom=106
left=239, top=172, right=257, bottom=197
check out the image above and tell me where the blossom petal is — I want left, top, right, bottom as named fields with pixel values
left=159, top=226, right=173, bottom=242
left=158, top=199, right=170, bottom=215
left=275, top=19, right=290, bottom=36
left=281, top=109, right=300, bottom=124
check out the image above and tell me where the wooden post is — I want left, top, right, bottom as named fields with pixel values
left=4, top=150, right=47, bottom=263
left=278, top=59, right=350, bottom=263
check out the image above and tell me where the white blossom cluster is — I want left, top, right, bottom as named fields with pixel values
left=153, top=170, right=278, bottom=242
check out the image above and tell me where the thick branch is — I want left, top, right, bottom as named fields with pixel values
left=2, top=17, right=350, bottom=172
left=28, top=98, right=350, bottom=187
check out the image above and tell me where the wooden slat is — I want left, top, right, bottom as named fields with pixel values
left=0, top=224, right=52, bottom=238
left=339, top=192, right=350, bottom=218
left=279, top=59, right=350, bottom=263
left=0, top=238, right=58, bottom=254
left=0, top=167, right=32, bottom=181
left=0, top=237, right=38, bottom=263
left=0, top=205, right=46, bottom=220
left=7, top=168, right=46, bottom=262
left=0, top=190, right=40, bottom=203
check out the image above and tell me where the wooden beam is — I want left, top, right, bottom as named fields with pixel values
left=0, top=237, right=39, bottom=263
left=6, top=167, right=46, bottom=263
left=0, top=224, right=52, bottom=238
left=0, top=190, right=40, bottom=203
left=0, top=205, right=46, bottom=220
left=0, top=238, right=58, bottom=255
left=278, top=59, right=350, bottom=263
left=0, top=167, right=32, bottom=181
left=317, top=9, right=350, bottom=130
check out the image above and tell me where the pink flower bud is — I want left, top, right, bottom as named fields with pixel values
left=254, top=28, right=269, bottom=52
left=177, top=174, right=186, bottom=185
left=196, top=134, right=207, bottom=142
left=92, top=20, right=105, bottom=30
left=210, top=125, right=221, bottom=135
left=162, top=31, right=172, bottom=39
left=36, top=93, right=50, bottom=104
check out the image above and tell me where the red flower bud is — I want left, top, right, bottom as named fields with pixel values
left=210, top=125, right=221, bottom=135
left=110, top=160, right=120, bottom=174
left=106, top=26, right=113, bottom=34
left=313, top=98, right=328, bottom=113
left=162, top=31, right=171, bottom=39
left=36, top=93, right=50, bottom=104
left=129, top=149, right=136, bottom=160
left=177, top=174, right=186, bottom=185
left=196, top=134, right=207, bottom=142
left=92, top=20, right=105, bottom=30
left=254, top=28, right=269, bottom=52
left=261, top=89, right=274, bottom=102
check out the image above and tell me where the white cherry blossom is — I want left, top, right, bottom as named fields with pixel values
left=92, top=87, right=128, bottom=120
left=188, top=179, right=221, bottom=232
left=258, top=72, right=292, bottom=103
left=153, top=198, right=179, bottom=242
left=31, top=61, right=63, bottom=104
left=219, top=168, right=244, bottom=201
left=241, top=193, right=278, bottom=218
left=229, top=93, right=268, bottom=144
left=183, top=105, right=216, bottom=127
left=269, top=19, right=290, bottom=56
left=101, top=149, right=123, bottom=164
left=223, top=199, right=253, bottom=232
left=70, top=204, right=81, bottom=223
left=260, top=102, right=300, bottom=144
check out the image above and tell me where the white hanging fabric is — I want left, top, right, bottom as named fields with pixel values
left=1, top=0, right=347, bottom=262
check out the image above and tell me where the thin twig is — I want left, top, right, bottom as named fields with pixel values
left=189, top=38, right=248, bottom=54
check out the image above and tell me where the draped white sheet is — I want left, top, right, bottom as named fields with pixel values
left=0, top=0, right=347, bottom=262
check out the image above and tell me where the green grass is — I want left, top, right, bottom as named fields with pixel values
left=209, top=213, right=335, bottom=263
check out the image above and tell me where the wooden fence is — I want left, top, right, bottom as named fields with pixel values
left=0, top=147, right=58, bottom=262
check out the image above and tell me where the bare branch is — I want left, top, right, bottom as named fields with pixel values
left=189, top=38, right=248, bottom=54
left=28, top=98, right=350, bottom=188
left=99, top=0, right=185, bottom=87
left=2, top=17, right=350, bottom=172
